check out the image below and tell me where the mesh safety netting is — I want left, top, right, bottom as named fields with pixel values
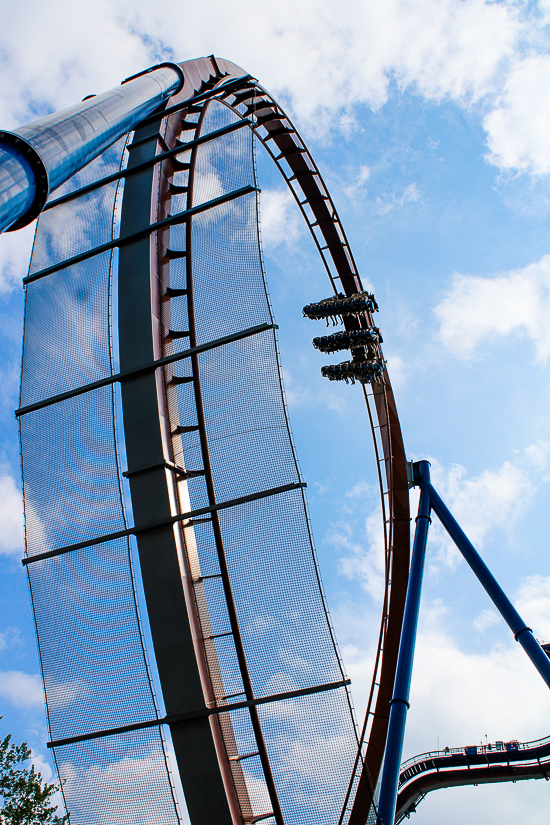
left=20, top=134, right=181, bottom=824
left=161, top=99, right=359, bottom=825
left=20, top=92, right=360, bottom=825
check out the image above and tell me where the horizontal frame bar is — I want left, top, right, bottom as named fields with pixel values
left=16, top=321, right=274, bottom=416
left=22, top=481, right=306, bottom=566
left=45, top=119, right=252, bottom=210
left=24, top=184, right=257, bottom=284
left=47, top=678, right=350, bottom=748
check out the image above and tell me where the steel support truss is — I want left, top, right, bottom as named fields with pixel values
left=376, top=460, right=550, bottom=825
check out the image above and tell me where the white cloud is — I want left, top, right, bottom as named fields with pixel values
left=342, top=165, right=371, bottom=200
left=0, top=473, right=24, bottom=556
left=515, top=575, right=550, bottom=640
left=484, top=56, right=550, bottom=175
left=405, top=628, right=550, bottom=753
left=280, top=364, right=347, bottom=413
left=417, top=781, right=550, bottom=825
left=385, top=352, right=407, bottom=388
left=340, top=602, right=550, bottom=816
left=473, top=608, right=500, bottom=632
left=0, top=1, right=153, bottom=128
left=336, top=446, right=546, bottom=594
left=0, top=627, right=21, bottom=650
left=376, top=182, right=422, bottom=214
left=0, top=0, right=540, bottom=184
left=426, top=450, right=539, bottom=569
left=345, top=480, right=372, bottom=499
left=331, top=448, right=550, bottom=816
left=0, top=670, right=43, bottom=708
left=112, top=0, right=519, bottom=122
left=435, top=255, right=550, bottom=362
left=0, top=223, right=36, bottom=292
left=335, top=507, right=386, bottom=602
left=258, top=189, right=302, bottom=249
left=28, top=751, right=55, bottom=783
left=431, top=456, right=533, bottom=539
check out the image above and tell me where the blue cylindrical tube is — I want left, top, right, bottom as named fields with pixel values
left=0, top=142, right=37, bottom=232
left=429, top=482, right=550, bottom=690
left=0, top=63, right=183, bottom=234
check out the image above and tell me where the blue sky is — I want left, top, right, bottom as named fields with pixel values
left=2, top=1, right=550, bottom=822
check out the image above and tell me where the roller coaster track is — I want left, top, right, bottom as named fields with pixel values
left=396, top=733, right=550, bottom=822
left=155, top=57, right=410, bottom=823
left=15, top=52, right=550, bottom=825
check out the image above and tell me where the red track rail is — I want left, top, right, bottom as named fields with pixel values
left=156, top=56, right=411, bottom=824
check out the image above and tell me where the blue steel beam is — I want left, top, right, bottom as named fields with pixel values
left=377, top=459, right=550, bottom=824
left=428, top=481, right=550, bottom=690
left=377, top=460, right=432, bottom=825
left=0, top=63, right=183, bottom=234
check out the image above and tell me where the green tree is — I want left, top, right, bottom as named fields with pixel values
left=0, top=734, right=67, bottom=825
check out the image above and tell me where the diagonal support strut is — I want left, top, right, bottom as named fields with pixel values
left=376, top=459, right=550, bottom=825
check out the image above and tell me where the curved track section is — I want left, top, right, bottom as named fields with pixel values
left=396, top=734, right=550, bottom=822
left=157, top=57, right=411, bottom=823
left=153, top=60, right=359, bottom=825
left=18, top=56, right=410, bottom=825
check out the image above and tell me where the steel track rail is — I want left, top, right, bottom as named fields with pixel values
left=155, top=76, right=273, bottom=825
left=212, top=68, right=411, bottom=823
left=149, top=56, right=410, bottom=825
left=115, top=63, right=243, bottom=825
left=182, top=92, right=284, bottom=825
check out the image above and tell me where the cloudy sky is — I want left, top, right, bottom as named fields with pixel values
left=2, top=1, right=550, bottom=822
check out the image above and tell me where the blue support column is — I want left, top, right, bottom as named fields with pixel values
left=374, top=459, right=550, bottom=824
left=377, top=460, right=432, bottom=825
left=428, top=483, right=550, bottom=690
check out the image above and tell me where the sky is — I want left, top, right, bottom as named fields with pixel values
left=2, top=1, right=550, bottom=823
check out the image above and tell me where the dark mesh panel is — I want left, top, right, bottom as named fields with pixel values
left=46, top=135, right=128, bottom=201
left=224, top=693, right=358, bottom=825
left=171, top=332, right=299, bottom=512
left=192, top=194, right=272, bottom=344
left=167, top=157, right=190, bottom=218
left=20, top=252, right=113, bottom=406
left=220, top=491, right=342, bottom=696
left=30, top=135, right=128, bottom=274
left=191, top=104, right=269, bottom=348
left=54, top=729, right=179, bottom=825
left=20, top=127, right=180, bottom=824
left=179, top=492, right=346, bottom=702
left=257, top=691, right=358, bottom=825
left=29, top=182, right=121, bottom=273
left=220, top=710, right=271, bottom=817
left=192, top=106, right=253, bottom=209
left=20, top=388, right=126, bottom=555
left=28, top=539, right=157, bottom=739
